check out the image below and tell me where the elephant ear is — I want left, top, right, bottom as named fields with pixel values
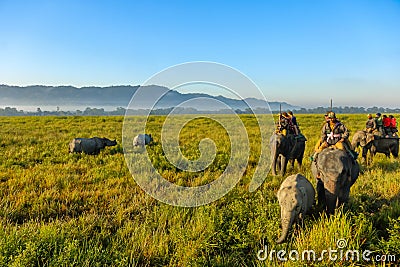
left=360, top=141, right=366, bottom=147
left=360, top=136, right=367, bottom=146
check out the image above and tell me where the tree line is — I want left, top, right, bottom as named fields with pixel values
left=1, top=106, right=400, bottom=116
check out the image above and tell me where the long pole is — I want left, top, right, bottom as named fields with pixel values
left=330, top=99, right=333, bottom=112
left=279, top=104, right=282, bottom=129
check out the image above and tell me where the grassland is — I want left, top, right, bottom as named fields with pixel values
left=0, top=114, right=399, bottom=266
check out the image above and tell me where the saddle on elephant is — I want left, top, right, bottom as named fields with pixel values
left=369, top=131, right=398, bottom=140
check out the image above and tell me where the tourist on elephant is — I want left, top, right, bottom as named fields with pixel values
left=389, top=115, right=397, bottom=136
left=312, top=112, right=357, bottom=160
left=324, top=112, right=329, bottom=122
left=279, top=112, right=296, bottom=136
left=287, top=111, right=299, bottom=135
left=383, top=115, right=391, bottom=137
left=365, top=114, right=376, bottom=133
left=313, top=112, right=331, bottom=156
left=375, top=113, right=384, bottom=136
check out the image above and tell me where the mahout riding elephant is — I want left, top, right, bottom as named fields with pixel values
left=270, top=133, right=306, bottom=176
left=311, top=147, right=359, bottom=214
left=69, top=137, right=117, bottom=155
left=351, top=130, right=399, bottom=164
left=276, top=173, right=315, bottom=244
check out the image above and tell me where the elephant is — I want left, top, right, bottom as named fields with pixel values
left=270, top=133, right=306, bottom=176
left=311, top=147, right=359, bottom=215
left=276, top=173, right=315, bottom=244
left=133, top=134, right=153, bottom=147
left=69, top=137, right=117, bottom=155
left=351, top=130, right=398, bottom=164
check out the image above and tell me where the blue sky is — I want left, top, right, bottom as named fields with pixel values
left=0, top=0, right=399, bottom=108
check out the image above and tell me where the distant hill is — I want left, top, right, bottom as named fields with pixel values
left=0, top=85, right=299, bottom=111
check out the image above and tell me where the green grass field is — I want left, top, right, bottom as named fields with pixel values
left=0, top=114, right=399, bottom=266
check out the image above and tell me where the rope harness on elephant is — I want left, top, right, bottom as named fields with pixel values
left=326, top=132, right=341, bottom=143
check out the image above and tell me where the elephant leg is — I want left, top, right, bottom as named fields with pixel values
left=297, top=155, right=303, bottom=168
left=271, top=159, right=277, bottom=176
left=370, top=151, right=375, bottom=162
left=369, top=148, right=373, bottom=164
left=289, top=159, right=295, bottom=169
left=280, top=155, right=288, bottom=176
left=277, top=155, right=282, bottom=173
left=370, top=146, right=378, bottom=161
left=362, top=147, right=368, bottom=165
left=393, top=141, right=399, bottom=158
left=271, top=152, right=278, bottom=176
left=316, top=179, right=326, bottom=210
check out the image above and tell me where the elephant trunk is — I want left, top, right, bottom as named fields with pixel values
left=276, top=209, right=295, bottom=244
left=351, top=140, right=358, bottom=150
left=280, top=155, right=287, bottom=176
left=271, top=144, right=278, bottom=176
left=325, top=189, right=338, bottom=215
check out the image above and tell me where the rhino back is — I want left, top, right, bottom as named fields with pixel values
left=92, top=137, right=106, bottom=149
left=80, top=139, right=98, bottom=154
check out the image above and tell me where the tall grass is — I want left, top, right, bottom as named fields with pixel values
left=0, top=114, right=399, bottom=266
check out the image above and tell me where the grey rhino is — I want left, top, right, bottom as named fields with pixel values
left=311, top=147, right=359, bottom=215
left=270, top=133, right=306, bottom=176
left=351, top=130, right=398, bottom=164
left=133, top=134, right=153, bottom=147
left=276, top=173, right=315, bottom=244
left=69, top=137, right=117, bottom=155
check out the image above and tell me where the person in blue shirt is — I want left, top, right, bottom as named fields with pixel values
left=288, top=111, right=299, bottom=135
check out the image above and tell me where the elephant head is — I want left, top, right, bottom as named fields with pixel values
left=276, top=174, right=315, bottom=243
left=311, top=148, right=359, bottom=214
left=270, top=133, right=289, bottom=176
left=271, top=133, right=306, bottom=176
left=276, top=186, right=301, bottom=243
left=351, top=130, right=367, bottom=149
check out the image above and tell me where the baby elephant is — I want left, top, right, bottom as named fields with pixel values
left=276, top=173, right=315, bottom=244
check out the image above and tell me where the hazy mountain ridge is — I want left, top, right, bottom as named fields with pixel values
left=0, top=85, right=139, bottom=106
left=0, top=85, right=298, bottom=111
